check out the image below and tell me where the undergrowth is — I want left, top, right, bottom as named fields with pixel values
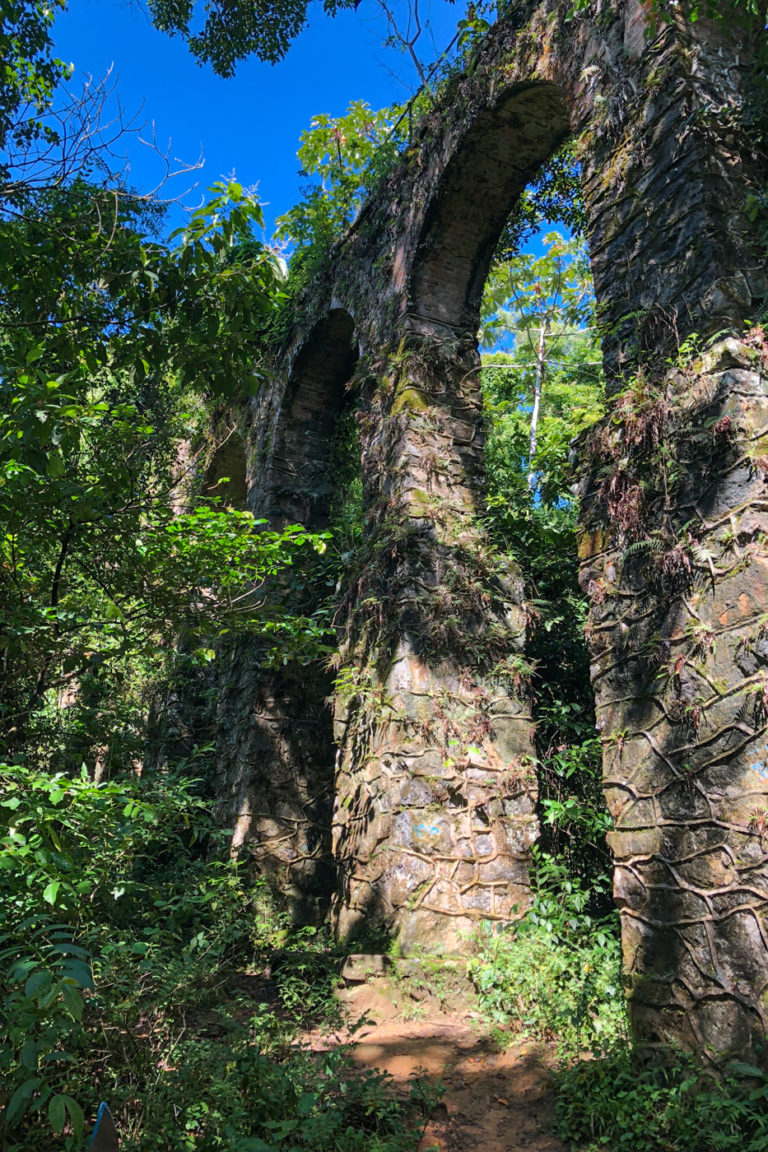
left=468, top=859, right=627, bottom=1060
left=556, top=1049, right=768, bottom=1152
left=0, top=761, right=436, bottom=1151
left=470, top=866, right=768, bottom=1151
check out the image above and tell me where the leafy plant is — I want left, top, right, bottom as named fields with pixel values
left=469, top=859, right=627, bottom=1059
left=557, top=1049, right=768, bottom=1152
left=145, top=0, right=357, bottom=74
left=276, top=100, right=404, bottom=269
left=0, top=760, right=434, bottom=1151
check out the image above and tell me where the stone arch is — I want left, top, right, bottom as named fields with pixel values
left=212, top=308, right=361, bottom=927
left=409, top=80, right=571, bottom=337
left=202, top=429, right=248, bottom=510
left=207, top=0, right=768, bottom=1055
left=267, top=308, right=360, bottom=528
left=328, top=87, right=578, bottom=953
left=327, top=81, right=575, bottom=954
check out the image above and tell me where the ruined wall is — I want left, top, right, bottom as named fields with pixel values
left=208, top=312, right=360, bottom=921
left=210, top=0, right=768, bottom=1037
left=330, top=341, right=538, bottom=953
left=571, top=5, right=768, bottom=1062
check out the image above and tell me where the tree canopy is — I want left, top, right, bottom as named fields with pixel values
left=145, top=0, right=358, bottom=73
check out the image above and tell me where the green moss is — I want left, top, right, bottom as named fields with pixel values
left=391, top=386, right=431, bottom=415
left=408, top=487, right=433, bottom=514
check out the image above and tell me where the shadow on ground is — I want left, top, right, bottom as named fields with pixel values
left=306, top=980, right=568, bottom=1152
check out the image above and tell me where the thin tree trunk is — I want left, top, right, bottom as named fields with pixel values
left=527, top=320, right=548, bottom=491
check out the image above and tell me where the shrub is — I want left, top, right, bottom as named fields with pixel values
left=556, top=1049, right=768, bottom=1152
left=0, top=762, right=429, bottom=1151
left=468, top=858, right=628, bottom=1059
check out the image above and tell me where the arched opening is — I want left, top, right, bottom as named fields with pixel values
left=269, top=308, right=360, bottom=529
left=202, top=429, right=248, bottom=509
left=410, top=82, right=571, bottom=336
left=363, top=78, right=611, bottom=945
left=220, top=308, right=361, bottom=926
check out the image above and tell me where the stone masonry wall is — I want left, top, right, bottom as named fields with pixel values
left=208, top=311, right=359, bottom=922
left=212, top=643, right=336, bottom=925
left=331, top=340, right=537, bottom=952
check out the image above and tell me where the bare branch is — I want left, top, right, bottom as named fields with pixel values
left=0, top=66, right=204, bottom=213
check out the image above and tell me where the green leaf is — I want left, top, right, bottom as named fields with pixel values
left=46, top=453, right=65, bottom=477
left=6, top=1076, right=42, bottom=1128
left=10, top=957, right=38, bottom=982
left=20, top=1040, right=39, bottom=1071
left=48, top=1093, right=66, bottom=1134
left=63, top=1095, right=84, bottom=1140
left=60, top=981, right=84, bottom=1020
left=297, top=1092, right=316, bottom=1117
left=50, top=942, right=89, bottom=959
left=24, top=969, right=52, bottom=998
left=730, top=1062, right=765, bottom=1079
left=61, top=957, right=93, bottom=989
left=42, top=880, right=60, bottom=905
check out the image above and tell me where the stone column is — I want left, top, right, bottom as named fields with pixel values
left=332, top=337, right=537, bottom=954
left=573, top=4, right=768, bottom=1059
left=212, top=642, right=336, bottom=925
left=577, top=5, right=767, bottom=376
left=579, top=337, right=768, bottom=1058
left=210, top=311, right=359, bottom=923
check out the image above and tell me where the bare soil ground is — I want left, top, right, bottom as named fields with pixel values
left=304, top=977, right=569, bottom=1152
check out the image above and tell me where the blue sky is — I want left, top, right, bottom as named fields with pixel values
left=52, top=0, right=461, bottom=237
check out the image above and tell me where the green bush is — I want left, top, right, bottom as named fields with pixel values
left=106, top=1021, right=434, bottom=1152
left=0, top=762, right=429, bottom=1151
left=556, top=1049, right=768, bottom=1152
left=468, top=859, right=628, bottom=1059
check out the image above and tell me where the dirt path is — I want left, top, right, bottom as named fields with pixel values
left=306, top=974, right=568, bottom=1152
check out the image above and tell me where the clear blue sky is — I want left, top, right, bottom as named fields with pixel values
left=52, top=0, right=460, bottom=237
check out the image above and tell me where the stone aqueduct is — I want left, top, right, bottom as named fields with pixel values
left=199, top=1, right=768, bottom=1058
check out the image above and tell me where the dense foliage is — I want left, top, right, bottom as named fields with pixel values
left=468, top=863, right=626, bottom=1059
left=557, top=1050, right=768, bottom=1151
left=0, top=178, right=336, bottom=769
left=0, top=11, right=391, bottom=1149
left=145, top=0, right=357, bottom=73
left=0, top=0, right=69, bottom=182
left=275, top=100, right=405, bottom=273
left=0, top=762, right=435, bottom=1150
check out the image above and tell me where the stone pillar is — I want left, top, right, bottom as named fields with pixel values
left=210, top=311, right=359, bottom=922
left=212, top=641, right=336, bottom=924
left=579, top=336, right=768, bottom=1058
left=577, top=5, right=767, bottom=377
left=574, top=7, right=768, bottom=1059
left=332, top=337, right=537, bottom=954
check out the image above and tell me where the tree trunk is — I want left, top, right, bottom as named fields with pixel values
left=527, top=320, right=548, bottom=491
